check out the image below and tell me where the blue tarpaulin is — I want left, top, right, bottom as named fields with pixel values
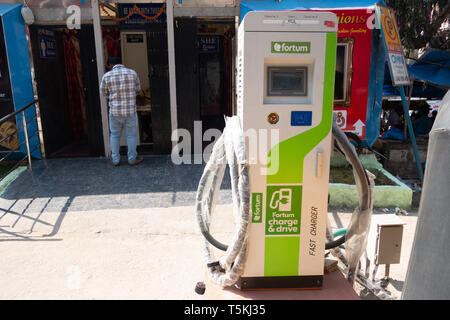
left=383, top=49, right=450, bottom=99
left=409, top=50, right=450, bottom=88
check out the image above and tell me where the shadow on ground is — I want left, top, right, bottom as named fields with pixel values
left=1, top=155, right=232, bottom=211
left=0, top=156, right=232, bottom=241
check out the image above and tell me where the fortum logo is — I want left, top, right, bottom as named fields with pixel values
left=271, top=41, right=310, bottom=54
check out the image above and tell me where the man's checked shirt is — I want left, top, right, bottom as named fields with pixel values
left=100, top=64, right=141, bottom=117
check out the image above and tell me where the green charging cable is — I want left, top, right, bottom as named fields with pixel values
left=333, top=228, right=347, bottom=238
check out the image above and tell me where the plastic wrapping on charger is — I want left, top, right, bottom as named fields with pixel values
left=325, top=169, right=375, bottom=283
left=344, top=169, right=375, bottom=283
left=331, top=122, right=374, bottom=284
left=195, top=116, right=250, bottom=287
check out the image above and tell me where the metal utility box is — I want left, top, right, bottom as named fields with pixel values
left=367, top=214, right=405, bottom=266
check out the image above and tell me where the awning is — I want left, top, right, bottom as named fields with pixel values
left=408, top=49, right=450, bottom=89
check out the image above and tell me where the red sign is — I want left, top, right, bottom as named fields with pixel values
left=332, top=9, right=373, bottom=139
left=294, top=9, right=374, bottom=139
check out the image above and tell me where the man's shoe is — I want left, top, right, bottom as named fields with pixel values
left=129, top=156, right=144, bottom=166
left=109, top=158, right=119, bottom=167
left=108, top=153, right=119, bottom=166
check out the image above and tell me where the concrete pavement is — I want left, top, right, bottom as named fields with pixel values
left=1, top=206, right=225, bottom=300
left=0, top=156, right=230, bottom=299
left=0, top=157, right=418, bottom=300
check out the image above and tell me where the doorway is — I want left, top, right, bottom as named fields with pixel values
left=174, top=18, right=235, bottom=150
left=197, top=20, right=235, bottom=133
left=118, top=24, right=172, bottom=155
left=29, top=25, right=105, bottom=158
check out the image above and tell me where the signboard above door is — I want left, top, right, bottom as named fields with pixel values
left=118, top=3, right=167, bottom=27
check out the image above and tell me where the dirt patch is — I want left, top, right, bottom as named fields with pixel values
left=329, top=167, right=397, bottom=186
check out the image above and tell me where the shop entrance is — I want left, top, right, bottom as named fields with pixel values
left=118, top=24, right=172, bottom=154
left=29, top=16, right=235, bottom=158
left=174, top=18, right=235, bottom=146
left=29, top=25, right=104, bottom=158
left=118, top=18, right=235, bottom=155
left=196, top=19, right=235, bottom=134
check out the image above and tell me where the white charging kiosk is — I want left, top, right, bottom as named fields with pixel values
left=237, top=10, right=338, bottom=290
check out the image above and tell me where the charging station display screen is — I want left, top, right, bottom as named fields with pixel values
left=267, top=67, right=307, bottom=96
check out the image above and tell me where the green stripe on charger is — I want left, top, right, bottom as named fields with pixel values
left=264, top=33, right=337, bottom=277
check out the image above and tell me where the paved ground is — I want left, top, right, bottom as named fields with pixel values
left=0, top=156, right=231, bottom=214
left=0, top=156, right=417, bottom=300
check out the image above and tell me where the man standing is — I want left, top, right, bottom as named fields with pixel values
left=100, top=56, right=143, bottom=166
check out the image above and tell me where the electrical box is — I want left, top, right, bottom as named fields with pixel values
left=366, top=214, right=405, bottom=265
left=236, top=10, right=338, bottom=290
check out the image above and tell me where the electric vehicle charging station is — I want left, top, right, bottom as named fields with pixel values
left=235, top=10, right=338, bottom=290
left=196, top=9, right=373, bottom=294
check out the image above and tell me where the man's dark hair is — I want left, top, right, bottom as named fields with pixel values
left=107, top=56, right=122, bottom=66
